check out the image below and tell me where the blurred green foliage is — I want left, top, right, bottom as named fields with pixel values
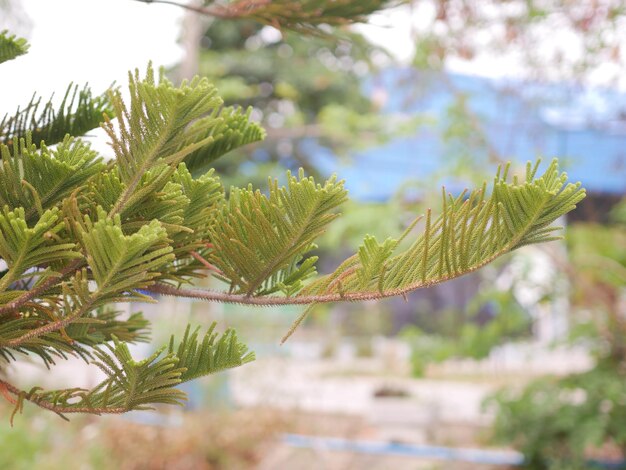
left=400, top=288, right=530, bottom=376
left=611, top=200, right=626, bottom=225
left=487, top=365, right=626, bottom=470
left=186, top=19, right=423, bottom=186
left=0, top=406, right=106, bottom=469
left=487, top=210, right=626, bottom=468
left=0, top=401, right=280, bottom=469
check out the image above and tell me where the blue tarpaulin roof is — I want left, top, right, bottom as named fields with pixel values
left=315, top=70, right=626, bottom=201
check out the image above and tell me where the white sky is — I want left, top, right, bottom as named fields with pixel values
left=2, top=0, right=624, bottom=132
left=0, top=0, right=512, bottom=113
left=0, top=0, right=184, bottom=112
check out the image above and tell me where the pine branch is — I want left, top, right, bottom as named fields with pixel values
left=1, top=323, right=253, bottom=421
left=0, top=68, right=267, bottom=365
left=0, top=30, right=29, bottom=65
left=0, top=379, right=125, bottom=423
left=169, top=323, right=255, bottom=382
left=104, top=65, right=225, bottom=217
left=1, top=270, right=98, bottom=349
left=207, top=169, right=347, bottom=296
left=66, top=309, right=151, bottom=345
left=78, top=210, right=175, bottom=296
left=161, top=165, right=226, bottom=281
left=0, top=259, right=82, bottom=319
left=0, top=315, right=94, bottom=367
left=0, top=211, right=174, bottom=349
left=300, top=159, right=585, bottom=299
left=147, top=160, right=585, bottom=313
left=0, top=207, right=80, bottom=293
left=135, top=0, right=402, bottom=34
left=181, top=106, right=265, bottom=174
left=0, top=23, right=587, bottom=419
left=0, top=307, right=150, bottom=367
left=0, top=83, right=112, bottom=147
left=0, top=136, right=106, bottom=223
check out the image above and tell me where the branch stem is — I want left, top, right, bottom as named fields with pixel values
left=146, top=253, right=491, bottom=305
left=1, top=292, right=96, bottom=348
left=0, top=379, right=126, bottom=416
left=0, top=259, right=84, bottom=317
left=132, top=0, right=260, bottom=19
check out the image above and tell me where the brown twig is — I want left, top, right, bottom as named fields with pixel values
left=145, top=251, right=497, bottom=306
left=1, top=296, right=96, bottom=348
left=0, top=259, right=84, bottom=317
left=191, top=251, right=224, bottom=275
left=0, top=381, right=17, bottom=405
left=133, top=0, right=270, bottom=19
left=0, top=379, right=125, bottom=416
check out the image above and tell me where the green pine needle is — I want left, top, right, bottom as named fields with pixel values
left=0, top=30, right=29, bottom=65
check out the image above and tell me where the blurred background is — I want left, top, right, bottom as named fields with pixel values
left=2, top=1, right=626, bottom=469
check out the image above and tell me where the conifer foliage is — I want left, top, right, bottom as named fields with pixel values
left=135, top=0, right=401, bottom=34
left=0, top=8, right=585, bottom=420
left=0, top=30, right=28, bottom=64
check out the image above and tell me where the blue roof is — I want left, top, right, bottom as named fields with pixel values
left=314, top=70, right=626, bottom=201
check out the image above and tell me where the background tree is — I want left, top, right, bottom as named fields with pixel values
left=487, top=207, right=626, bottom=468
left=172, top=15, right=420, bottom=187
left=393, top=0, right=626, bottom=87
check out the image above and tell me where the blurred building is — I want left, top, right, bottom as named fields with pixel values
left=312, top=70, right=626, bottom=343
left=314, top=69, right=626, bottom=223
